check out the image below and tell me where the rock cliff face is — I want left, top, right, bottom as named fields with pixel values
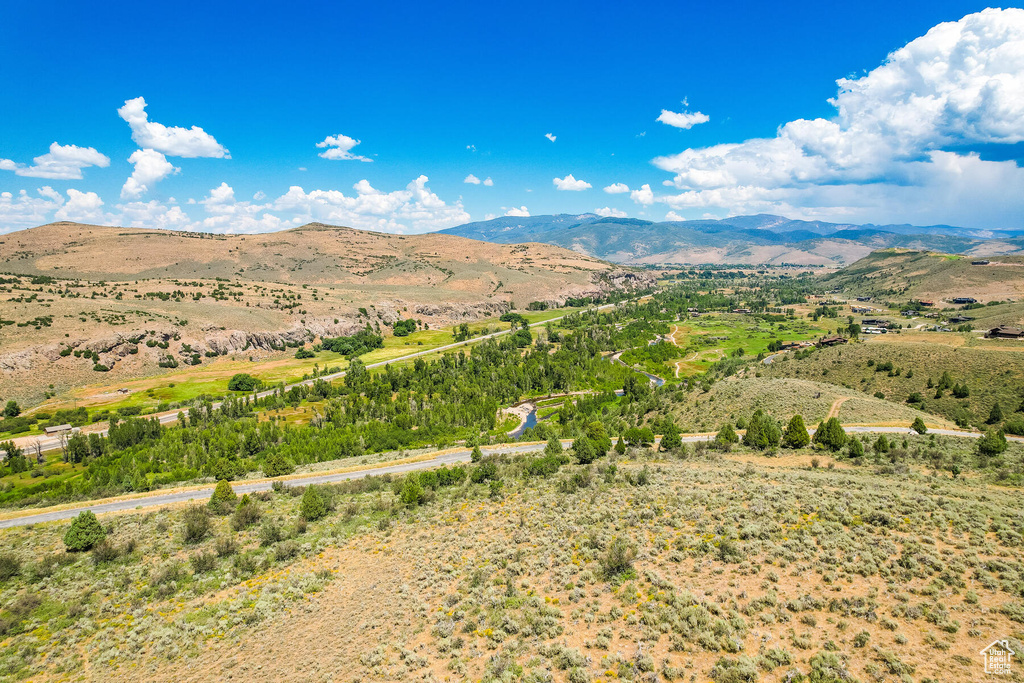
left=0, top=268, right=653, bottom=400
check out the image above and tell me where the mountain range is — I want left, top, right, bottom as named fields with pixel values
left=440, top=214, right=1024, bottom=266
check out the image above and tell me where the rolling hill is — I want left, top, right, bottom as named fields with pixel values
left=440, top=214, right=1024, bottom=266
left=819, top=249, right=1024, bottom=301
left=0, top=221, right=652, bottom=405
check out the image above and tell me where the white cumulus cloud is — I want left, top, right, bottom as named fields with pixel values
left=316, top=134, right=372, bottom=162
left=630, top=184, right=655, bottom=205
left=118, top=97, right=229, bottom=158
left=553, top=174, right=592, bottom=191
left=504, top=206, right=530, bottom=217
left=121, top=149, right=179, bottom=199
left=0, top=143, right=110, bottom=180
left=657, top=109, right=710, bottom=129
left=483, top=177, right=494, bottom=186
left=651, top=8, right=1024, bottom=226
left=545, top=133, right=557, bottom=142
left=54, top=189, right=105, bottom=223
left=595, top=207, right=627, bottom=218
left=604, top=182, right=630, bottom=194
left=464, top=174, right=481, bottom=184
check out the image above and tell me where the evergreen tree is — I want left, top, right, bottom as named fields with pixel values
left=573, top=437, right=598, bottom=465
left=64, top=510, right=106, bottom=551
left=660, top=423, right=682, bottom=451
left=743, top=409, right=781, bottom=450
left=812, top=417, right=847, bottom=452
left=847, top=438, right=864, bottom=458
left=782, top=414, right=810, bottom=449
left=714, top=423, right=738, bottom=450
left=977, top=429, right=1008, bottom=456
left=471, top=445, right=483, bottom=462
left=544, top=436, right=563, bottom=457
left=873, top=434, right=890, bottom=454
left=614, top=435, right=626, bottom=455
left=208, top=479, right=238, bottom=514
left=299, top=484, right=327, bottom=521
left=911, top=417, right=927, bottom=434
left=988, top=402, right=1004, bottom=424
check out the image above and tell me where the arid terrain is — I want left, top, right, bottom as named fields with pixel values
left=0, top=222, right=651, bottom=405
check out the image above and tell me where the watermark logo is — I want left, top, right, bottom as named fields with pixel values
left=981, top=639, right=1015, bottom=675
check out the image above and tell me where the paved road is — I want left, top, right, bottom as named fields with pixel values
left=13, top=303, right=620, bottom=455
left=3, top=423, right=1014, bottom=530
left=0, top=442, right=547, bottom=529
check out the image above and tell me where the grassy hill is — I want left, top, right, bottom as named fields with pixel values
left=759, top=337, right=1024, bottom=429
left=669, top=376, right=954, bottom=432
left=819, top=249, right=1024, bottom=301
left=0, top=222, right=651, bottom=407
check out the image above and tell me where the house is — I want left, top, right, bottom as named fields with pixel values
left=918, top=300, right=935, bottom=307
left=850, top=306, right=872, bottom=314
left=986, top=326, right=1024, bottom=339
left=951, top=297, right=977, bottom=304
left=43, top=424, right=73, bottom=435
left=972, top=260, right=990, bottom=265
left=732, top=308, right=751, bottom=314
left=860, top=318, right=891, bottom=327
left=855, top=296, right=872, bottom=302
left=862, top=326, right=887, bottom=334
left=901, top=310, right=916, bottom=317
left=817, top=335, right=848, bottom=347
left=948, top=315, right=974, bottom=324
left=981, top=639, right=1014, bottom=675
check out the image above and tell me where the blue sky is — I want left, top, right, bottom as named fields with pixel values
left=1, top=1, right=1022, bottom=233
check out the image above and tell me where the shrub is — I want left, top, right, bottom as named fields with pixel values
left=208, top=479, right=238, bottom=514
left=989, top=402, right=1005, bottom=424
left=90, top=540, right=120, bottom=565
left=232, top=495, right=261, bottom=530
left=300, top=484, right=327, bottom=520
left=294, top=348, right=315, bottom=359
left=400, top=479, right=425, bottom=507
left=911, top=417, right=927, bottom=434
left=259, top=520, right=284, bottom=546
left=0, top=553, right=21, bottom=581
left=190, top=551, right=217, bottom=573
left=182, top=505, right=211, bottom=544
left=544, top=436, right=564, bottom=456
left=64, top=510, right=106, bottom=551
left=710, top=656, right=759, bottom=683
left=600, top=536, right=636, bottom=578
left=782, top=414, right=810, bottom=449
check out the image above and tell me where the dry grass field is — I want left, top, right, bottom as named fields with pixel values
left=821, top=249, right=1024, bottom=302
left=667, top=377, right=956, bottom=432
left=1, top=444, right=1023, bottom=682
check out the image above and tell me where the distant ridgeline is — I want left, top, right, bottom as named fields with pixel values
left=439, top=213, right=1024, bottom=266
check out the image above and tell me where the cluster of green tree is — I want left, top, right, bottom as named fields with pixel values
left=0, top=323, right=643, bottom=506
left=320, top=328, right=384, bottom=358
left=392, top=318, right=419, bottom=337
